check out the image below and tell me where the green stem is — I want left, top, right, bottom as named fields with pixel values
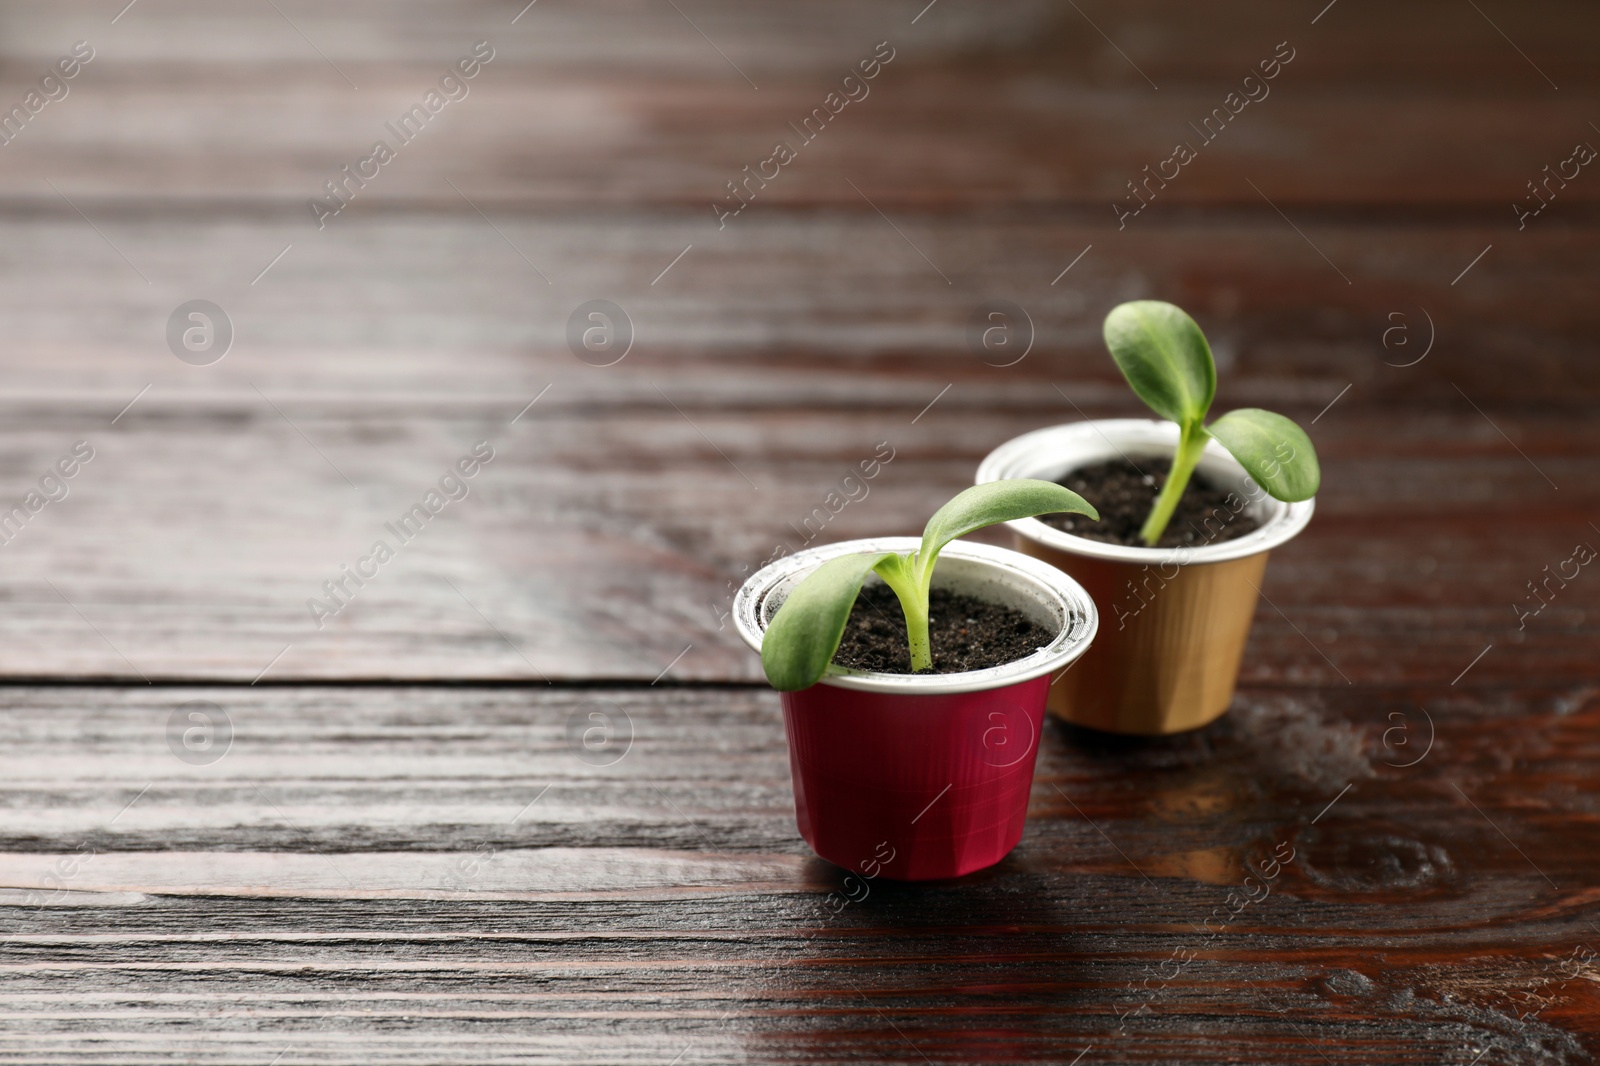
left=875, top=556, right=933, bottom=672
left=901, top=595, right=932, bottom=673
left=1140, top=421, right=1209, bottom=546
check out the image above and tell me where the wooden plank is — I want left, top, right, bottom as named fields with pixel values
left=0, top=398, right=1590, bottom=686
left=0, top=214, right=1596, bottom=402
left=0, top=214, right=1592, bottom=683
left=0, top=685, right=1595, bottom=1063
left=1, top=2, right=1597, bottom=210
left=5, top=0, right=1596, bottom=89
left=15, top=82, right=1600, bottom=212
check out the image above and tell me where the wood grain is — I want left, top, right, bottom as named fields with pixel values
left=1, top=1, right=1597, bottom=211
left=0, top=214, right=1593, bottom=401
left=0, top=685, right=1596, bottom=1063
left=0, top=397, right=1591, bottom=686
left=1, top=0, right=1597, bottom=1060
left=0, top=213, right=1590, bottom=682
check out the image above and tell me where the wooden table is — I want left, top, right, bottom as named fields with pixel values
left=1, top=1, right=1596, bottom=1062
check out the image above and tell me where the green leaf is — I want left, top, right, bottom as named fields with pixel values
left=917, top=479, right=1098, bottom=582
left=760, top=552, right=892, bottom=691
left=1102, top=301, right=1217, bottom=426
left=1208, top=408, right=1321, bottom=502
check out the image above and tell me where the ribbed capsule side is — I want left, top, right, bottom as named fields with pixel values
left=780, top=675, right=1049, bottom=881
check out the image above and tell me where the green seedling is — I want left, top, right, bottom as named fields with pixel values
left=760, top=480, right=1097, bottom=691
left=1101, top=300, right=1321, bottom=545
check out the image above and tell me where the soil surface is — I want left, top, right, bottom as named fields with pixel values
left=831, top=584, right=1056, bottom=675
left=1039, top=457, right=1262, bottom=548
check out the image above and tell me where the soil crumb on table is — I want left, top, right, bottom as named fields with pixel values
left=1039, top=457, right=1262, bottom=548
left=831, top=584, right=1056, bottom=675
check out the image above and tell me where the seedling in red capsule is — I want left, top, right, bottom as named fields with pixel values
left=760, top=480, right=1097, bottom=690
left=1101, top=300, right=1321, bottom=545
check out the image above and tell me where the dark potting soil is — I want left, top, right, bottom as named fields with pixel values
left=831, top=584, right=1056, bottom=675
left=1039, top=457, right=1262, bottom=549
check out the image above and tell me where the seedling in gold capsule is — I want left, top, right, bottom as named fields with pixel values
left=1100, top=300, right=1321, bottom=545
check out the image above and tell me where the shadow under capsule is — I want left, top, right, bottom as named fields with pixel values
left=737, top=853, right=1103, bottom=1063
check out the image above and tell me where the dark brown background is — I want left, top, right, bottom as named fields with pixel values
left=0, top=1, right=1595, bottom=1062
